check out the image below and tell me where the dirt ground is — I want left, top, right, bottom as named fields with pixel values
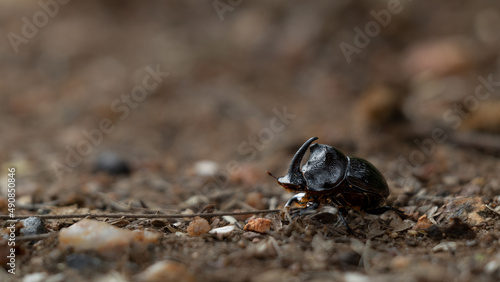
left=1, top=1, right=500, bottom=281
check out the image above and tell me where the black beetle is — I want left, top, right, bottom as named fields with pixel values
left=272, top=137, right=406, bottom=231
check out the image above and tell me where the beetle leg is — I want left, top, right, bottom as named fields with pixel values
left=295, top=201, right=319, bottom=216
left=284, top=192, right=307, bottom=208
left=364, top=206, right=408, bottom=220
left=281, top=193, right=320, bottom=219
left=337, top=207, right=355, bottom=234
left=281, top=193, right=306, bottom=221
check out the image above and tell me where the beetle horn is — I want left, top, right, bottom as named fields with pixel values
left=288, top=137, right=318, bottom=175
left=278, top=137, right=318, bottom=189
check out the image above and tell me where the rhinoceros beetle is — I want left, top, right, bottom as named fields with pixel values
left=271, top=137, right=406, bottom=232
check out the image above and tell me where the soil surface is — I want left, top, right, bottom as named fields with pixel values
left=1, top=1, right=500, bottom=281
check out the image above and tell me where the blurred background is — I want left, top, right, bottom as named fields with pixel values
left=1, top=0, right=499, bottom=208
left=2, top=1, right=500, bottom=280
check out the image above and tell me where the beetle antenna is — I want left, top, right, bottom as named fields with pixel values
left=267, top=171, right=277, bottom=179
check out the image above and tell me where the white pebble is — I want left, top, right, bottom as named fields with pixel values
left=59, top=219, right=160, bottom=258
left=193, top=160, right=219, bottom=176
left=432, top=241, right=458, bottom=252
left=209, top=225, right=235, bottom=237
left=22, top=273, right=47, bottom=282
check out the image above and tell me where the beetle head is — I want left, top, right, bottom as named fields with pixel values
left=277, top=137, right=318, bottom=191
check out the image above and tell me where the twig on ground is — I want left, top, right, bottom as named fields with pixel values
left=15, top=233, right=54, bottom=241
left=448, top=132, right=500, bottom=154
left=1, top=209, right=283, bottom=220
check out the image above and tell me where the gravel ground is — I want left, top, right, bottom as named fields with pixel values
left=1, top=1, right=500, bottom=281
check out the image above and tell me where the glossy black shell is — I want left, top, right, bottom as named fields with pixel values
left=278, top=137, right=389, bottom=199
left=303, top=143, right=389, bottom=196
left=276, top=137, right=407, bottom=229
left=302, top=143, right=349, bottom=191
left=345, top=157, right=389, bottom=199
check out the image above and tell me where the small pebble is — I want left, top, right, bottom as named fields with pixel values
left=466, top=240, right=477, bottom=247
left=442, top=175, right=459, bottom=186
left=95, top=272, right=128, bottom=282
left=132, top=230, right=162, bottom=244
left=181, top=208, right=195, bottom=215
left=344, top=272, right=370, bottom=282
left=237, top=240, right=246, bottom=248
left=222, top=215, right=238, bottom=225
left=244, top=218, right=271, bottom=234
left=484, top=255, right=500, bottom=274
left=209, top=225, right=235, bottom=239
left=389, top=232, right=399, bottom=239
left=187, top=217, right=211, bottom=237
left=183, top=196, right=209, bottom=207
left=391, top=256, right=410, bottom=269
left=93, top=151, right=131, bottom=176
left=193, top=160, right=219, bottom=177
left=407, top=230, right=418, bottom=236
left=59, top=219, right=133, bottom=255
left=21, top=272, right=48, bottom=282
left=21, top=217, right=48, bottom=236
left=137, top=260, right=195, bottom=282
left=432, top=241, right=458, bottom=252
left=59, top=219, right=159, bottom=258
